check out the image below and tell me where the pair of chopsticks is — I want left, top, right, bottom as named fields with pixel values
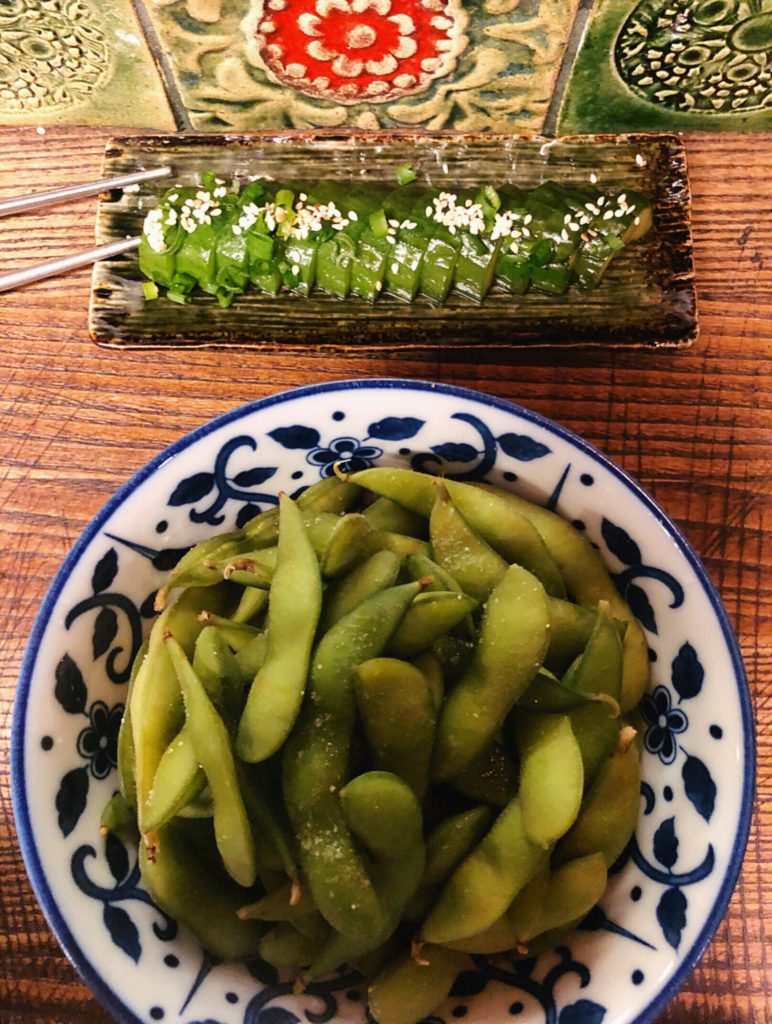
left=0, top=166, right=172, bottom=293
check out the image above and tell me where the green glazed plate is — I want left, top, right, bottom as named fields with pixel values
left=89, top=131, right=697, bottom=350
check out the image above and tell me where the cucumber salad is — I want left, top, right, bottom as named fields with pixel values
left=139, top=168, right=653, bottom=308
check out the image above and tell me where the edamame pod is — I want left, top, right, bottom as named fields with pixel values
left=364, top=496, right=428, bottom=538
left=234, top=630, right=269, bottom=683
left=198, top=611, right=262, bottom=651
left=432, top=564, right=550, bottom=781
left=475, top=485, right=649, bottom=712
left=139, top=827, right=265, bottom=960
left=567, top=606, right=623, bottom=701
left=517, top=666, right=591, bottom=713
left=404, top=804, right=495, bottom=922
left=283, top=582, right=422, bottom=940
left=194, top=624, right=244, bottom=725
left=231, top=585, right=269, bottom=625
left=347, top=466, right=435, bottom=516
left=368, top=945, right=468, bottom=1024
left=441, top=862, right=549, bottom=953
left=544, top=598, right=600, bottom=674
left=143, top=730, right=203, bottom=833
left=535, top=852, right=607, bottom=935
left=320, top=549, right=401, bottom=632
left=404, top=553, right=475, bottom=638
left=568, top=701, right=622, bottom=791
left=132, top=586, right=224, bottom=833
left=100, top=792, right=136, bottom=838
left=449, top=742, right=517, bottom=808
left=411, top=651, right=445, bottom=714
left=307, top=771, right=425, bottom=978
left=155, top=529, right=245, bottom=609
left=238, top=761, right=297, bottom=877
left=238, top=881, right=316, bottom=923
left=237, top=494, right=322, bottom=762
left=354, top=659, right=436, bottom=798
left=369, top=529, right=431, bottom=560
left=259, top=920, right=330, bottom=968
left=165, top=633, right=257, bottom=887
left=443, top=480, right=566, bottom=598
left=421, top=796, right=544, bottom=944
left=316, top=512, right=374, bottom=578
left=242, top=476, right=362, bottom=546
left=515, top=713, right=583, bottom=847
left=389, top=592, right=477, bottom=659
left=554, top=738, right=641, bottom=868
left=430, top=484, right=507, bottom=603
left=117, top=638, right=147, bottom=810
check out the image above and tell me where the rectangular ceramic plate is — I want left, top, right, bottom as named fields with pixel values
left=89, top=132, right=697, bottom=350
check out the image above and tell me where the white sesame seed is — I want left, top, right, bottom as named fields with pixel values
left=618, top=193, right=627, bottom=204
left=376, top=280, right=382, bottom=291
left=349, top=210, right=358, bottom=221
left=603, top=210, right=614, bottom=220
left=425, top=206, right=433, bottom=216
left=232, top=224, right=242, bottom=235
left=391, top=262, right=399, bottom=274
left=569, top=221, right=579, bottom=231
left=442, top=162, right=448, bottom=174
left=635, top=154, right=646, bottom=167
left=589, top=172, right=598, bottom=184
left=598, top=196, right=606, bottom=207
left=292, top=264, right=300, bottom=274
left=524, top=214, right=532, bottom=225
left=388, top=219, right=399, bottom=228
left=169, top=193, right=178, bottom=201
left=634, top=216, right=641, bottom=225
left=123, top=183, right=140, bottom=194
left=564, top=213, right=572, bottom=224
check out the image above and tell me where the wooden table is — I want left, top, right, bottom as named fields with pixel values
left=0, top=127, right=769, bottom=1024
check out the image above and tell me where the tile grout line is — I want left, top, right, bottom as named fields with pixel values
left=542, top=0, right=597, bottom=137
left=130, top=0, right=192, bottom=131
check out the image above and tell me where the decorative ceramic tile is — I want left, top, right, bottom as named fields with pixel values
left=143, top=0, right=579, bottom=131
left=559, top=0, right=772, bottom=132
left=0, top=0, right=174, bottom=127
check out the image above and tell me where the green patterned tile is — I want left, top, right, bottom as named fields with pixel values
left=144, top=0, right=578, bottom=131
left=559, top=0, right=772, bottom=132
left=0, top=0, right=174, bottom=127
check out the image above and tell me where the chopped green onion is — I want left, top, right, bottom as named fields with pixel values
left=606, top=234, right=625, bottom=251
left=481, top=185, right=501, bottom=211
left=275, top=188, right=295, bottom=209
left=241, top=181, right=266, bottom=204
left=166, top=291, right=189, bottom=305
left=369, top=208, right=389, bottom=238
left=142, top=281, right=159, bottom=301
left=396, top=163, right=417, bottom=186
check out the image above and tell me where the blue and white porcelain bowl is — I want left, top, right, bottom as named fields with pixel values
left=12, top=379, right=753, bottom=1024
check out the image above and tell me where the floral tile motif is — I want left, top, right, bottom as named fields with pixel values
left=144, top=0, right=579, bottom=130
left=0, top=0, right=175, bottom=128
left=558, top=0, right=772, bottom=132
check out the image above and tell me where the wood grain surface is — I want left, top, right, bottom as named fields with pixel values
left=0, top=126, right=769, bottom=1024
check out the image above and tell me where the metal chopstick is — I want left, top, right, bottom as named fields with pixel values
left=0, top=166, right=172, bottom=218
left=0, top=237, right=139, bottom=293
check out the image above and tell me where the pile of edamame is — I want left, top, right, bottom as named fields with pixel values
left=107, top=467, right=648, bottom=1024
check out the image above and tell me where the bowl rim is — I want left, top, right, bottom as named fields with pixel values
left=11, top=377, right=755, bottom=1024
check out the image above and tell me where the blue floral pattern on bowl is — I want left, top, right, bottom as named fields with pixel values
left=11, top=379, right=754, bottom=1024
